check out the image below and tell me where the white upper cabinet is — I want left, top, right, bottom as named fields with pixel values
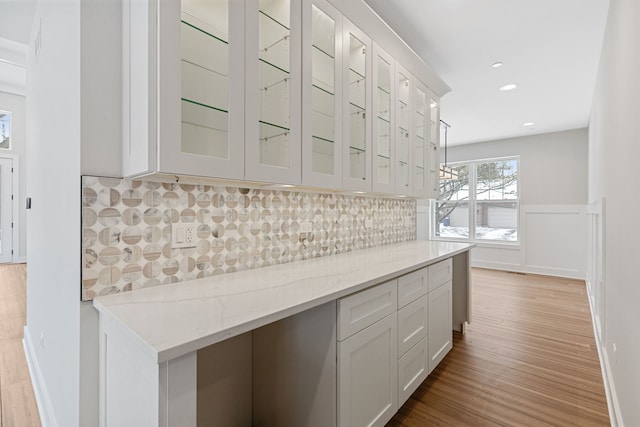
left=394, top=64, right=413, bottom=195
left=123, top=0, right=448, bottom=196
left=426, top=90, right=441, bottom=198
left=372, top=44, right=395, bottom=194
left=124, top=0, right=246, bottom=179
left=301, top=0, right=343, bottom=188
left=342, top=19, right=372, bottom=192
left=245, top=0, right=302, bottom=184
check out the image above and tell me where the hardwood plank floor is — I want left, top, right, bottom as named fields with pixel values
left=388, top=268, right=610, bottom=427
left=0, top=263, right=40, bottom=427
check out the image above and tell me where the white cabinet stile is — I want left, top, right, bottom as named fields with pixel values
left=302, top=0, right=344, bottom=188
left=428, top=281, right=453, bottom=373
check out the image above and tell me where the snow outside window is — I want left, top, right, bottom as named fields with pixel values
left=433, top=157, right=519, bottom=242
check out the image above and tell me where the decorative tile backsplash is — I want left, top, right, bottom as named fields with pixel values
left=81, top=176, right=417, bottom=301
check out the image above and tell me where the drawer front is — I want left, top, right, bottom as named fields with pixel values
left=397, top=267, right=428, bottom=308
left=427, top=258, right=452, bottom=291
left=338, top=280, right=398, bottom=341
left=397, top=295, right=428, bottom=356
left=398, top=337, right=428, bottom=405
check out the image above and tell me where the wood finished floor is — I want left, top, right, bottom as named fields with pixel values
left=0, top=263, right=40, bottom=427
left=388, top=268, right=609, bottom=427
left=0, top=265, right=608, bottom=426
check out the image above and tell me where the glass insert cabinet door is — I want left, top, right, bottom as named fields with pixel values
left=413, top=81, right=428, bottom=197
left=157, top=0, right=245, bottom=179
left=372, top=43, right=394, bottom=194
left=342, top=18, right=372, bottom=192
left=302, top=0, right=343, bottom=188
left=395, top=64, right=412, bottom=194
left=245, top=0, right=302, bottom=184
left=427, top=91, right=440, bottom=198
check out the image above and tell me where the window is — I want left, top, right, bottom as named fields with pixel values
left=0, top=111, right=10, bottom=150
left=433, top=157, right=519, bottom=242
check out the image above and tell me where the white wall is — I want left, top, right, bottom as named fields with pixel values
left=429, top=128, right=589, bottom=279
left=0, top=90, right=27, bottom=261
left=588, top=0, right=640, bottom=424
left=24, top=1, right=82, bottom=426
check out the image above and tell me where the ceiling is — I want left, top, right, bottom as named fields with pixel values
left=364, top=0, right=610, bottom=145
left=0, top=0, right=36, bottom=45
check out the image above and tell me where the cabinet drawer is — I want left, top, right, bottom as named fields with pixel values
left=338, top=280, right=398, bottom=341
left=427, top=258, right=452, bottom=291
left=397, top=295, right=428, bottom=356
left=398, top=337, right=428, bottom=406
left=397, top=267, right=428, bottom=308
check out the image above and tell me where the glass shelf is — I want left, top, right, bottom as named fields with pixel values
left=259, top=9, right=289, bottom=31
left=259, top=120, right=289, bottom=167
left=181, top=99, right=229, bottom=158
left=377, top=115, right=390, bottom=124
left=312, top=43, right=334, bottom=59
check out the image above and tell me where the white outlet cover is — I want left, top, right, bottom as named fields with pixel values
left=300, top=221, right=313, bottom=233
left=172, top=224, right=197, bottom=248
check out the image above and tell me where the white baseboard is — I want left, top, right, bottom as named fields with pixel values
left=23, top=326, right=58, bottom=427
left=16, top=255, right=27, bottom=263
left=585, top=281, right=623, bottom=426
left=472, top=260, right=585, bottom=280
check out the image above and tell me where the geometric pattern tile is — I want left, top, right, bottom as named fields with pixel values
left=81, top=176, right=417, bottom=300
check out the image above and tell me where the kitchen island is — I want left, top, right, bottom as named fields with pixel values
left=94, top=240, right=473, bottom=426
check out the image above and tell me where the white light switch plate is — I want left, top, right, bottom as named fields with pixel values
left=172, top=224, right=197, bottom=248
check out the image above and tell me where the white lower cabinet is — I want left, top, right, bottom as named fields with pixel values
left=428, top=280, right=453, bottom=374
left=338, top=313, right=398, bottom=427
left=398, top=337, right=428, bottom=404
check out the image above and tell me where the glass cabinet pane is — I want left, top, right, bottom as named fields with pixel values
left=397, top=71, right=410, bottom=189
left=376, top=54, right=391, bottom=185
left=311, top=5, right=335, bottom=175
left=180, top=0, right=230, bottom=158
left=347, top=33, right=367, bottom=181
left=414, top=87, right=426, bottom=192
left=258, top=0, right=291, bottom=169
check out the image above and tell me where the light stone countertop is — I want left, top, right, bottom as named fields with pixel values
left=93, top=240, right=473, bottom=363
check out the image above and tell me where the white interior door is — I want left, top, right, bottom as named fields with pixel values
left=0, top=157, right=13, bottom=263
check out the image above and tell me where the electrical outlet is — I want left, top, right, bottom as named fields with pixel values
left=300, top=221, right=313, bottom=233
left=172, top=224, right=197, bottom=248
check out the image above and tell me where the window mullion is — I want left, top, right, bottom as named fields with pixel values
left=470, top=162, right=476, bottom=241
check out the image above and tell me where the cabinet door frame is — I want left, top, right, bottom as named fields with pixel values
left=341, top=18, right=372, bottom=192
left=394, top=63, right=414, bottom=195
left=338, top=313, right=398, bottom=427
left=428, top=280, right=453, bottom=374
left=245, top=0, right=303, bottom=185
left=302, top=0, right=343, bottom=188
left=411, top=78, right=430, bottom=198
left=426, top=89, right=441, bottom=199
left=371, top=43, right=396, bottom=194
left=156, top=0, right=245, bottom=179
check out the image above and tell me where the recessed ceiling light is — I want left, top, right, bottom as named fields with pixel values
left=523, top=122, right=535, bottom=127
left=492, top=62, right=503, bottom=68
left=499, top=83, right=518, bottom=92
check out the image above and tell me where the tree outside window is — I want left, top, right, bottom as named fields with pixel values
left=434, top=157, right=519, bottom=242
left=0, top=111, right=10, bottom=150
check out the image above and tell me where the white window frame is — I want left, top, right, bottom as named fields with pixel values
left=430, top=156, right=520, bottom=245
